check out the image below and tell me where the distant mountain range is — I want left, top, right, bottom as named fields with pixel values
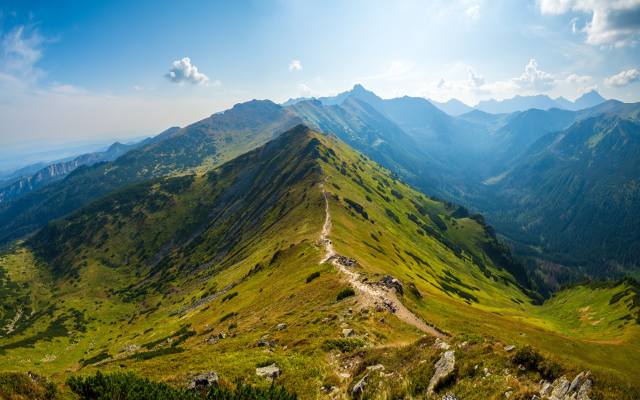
left=0, top=84, right=636, bottom=279
left=475, top=90, right=606, bottom=114
left=1, top=84, right=640, bottom=398
left=284, top=85, right=607, bottom=116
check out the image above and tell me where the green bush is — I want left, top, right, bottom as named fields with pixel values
left=512, top=345, right=542, bottom=370
left=0, top=372, right=57, bottom=400
left=305, top=271, right=321, bottom=283
left=67, top=371, right=297, bottom=400
left=322, top=338, right=365, bottom=353
left=336, top=288, right=355, bottom=301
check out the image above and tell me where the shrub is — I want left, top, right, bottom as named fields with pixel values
left=0, top=372, right=57, bottom=400
left=67, top=371, right=297, bottom=400
left=512, top=346, right=543, bottom=370
left=306, top=271, right=321, bottom=283
left=336, top=288, right=355, bottom=301
left=322, top=338, right=365, bottom=353
left=538, top=359, right=563, bottom=380
left=220, top=312, right=238, bottom=322
left=221, top=292, right=238, bottom=302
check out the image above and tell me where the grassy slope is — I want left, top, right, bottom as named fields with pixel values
left=0, top=126, right=638, bottom=396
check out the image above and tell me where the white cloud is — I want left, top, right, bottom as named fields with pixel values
left=465, top=4, right=481, bottom=19
left=288, top=59, right=303, bottom=71
left=565, top=73, right=592, bottom=83
left=165, top=57, right=210, bottom=85
left=538, top=0, right=640, bottom=47
left=297, top=83, right=313, bottom=96
left=605, top=68, right=640, bottom=86
left=0, top=26, right=46, bottom=85
left=513, top=58, right=555, bottom=91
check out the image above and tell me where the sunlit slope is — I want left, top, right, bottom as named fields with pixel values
left=0, top=125, right=638, bottom=393
left=0, top=100, right=301, bottom=245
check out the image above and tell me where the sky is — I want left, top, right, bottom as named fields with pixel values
left=0, top=0, right=639, bottom=147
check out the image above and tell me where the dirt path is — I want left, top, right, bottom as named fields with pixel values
left=319, top=185, right=445, bottom=339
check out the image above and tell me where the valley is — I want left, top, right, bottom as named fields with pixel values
left=1, top=126, right=638, bottom=398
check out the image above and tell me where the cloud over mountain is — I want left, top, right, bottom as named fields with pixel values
left=605, top=68, right=640, bottom=87
left=539, top=0, right=640, bottom=47
left=165, top=57, right=210, bottom=85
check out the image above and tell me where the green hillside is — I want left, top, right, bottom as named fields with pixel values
left=0, top=126, right=638, bottom=398
left=0, top=100, right=301, bottom=245
left=486, top=114, right=640, bottom=275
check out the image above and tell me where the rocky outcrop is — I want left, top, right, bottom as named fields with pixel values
left=539, top=371, right=592, bottom=400
left=256, top=363, right=281, bottom=380
left=352, top=373, right=368, bottom=399
left=427, top=351, right=456, bottom=397
left=187, top=371, right=218, bottom=390
left=381, top=275, right=404, bottom=295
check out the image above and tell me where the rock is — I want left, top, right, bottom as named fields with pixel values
left=576, top=378, right=592, bottom=400
left=568, top=371, right=588, bottom=394
left=256, top=339, right=273, bottom=347
left=504, top=345, right=516, bottom=352
left=550, top=376, right=570, bottom=399
left=352, top=374, right=368, bottom=399
left=442, top=394, right=459, bottom=400
left=206, top=336, right=219, bottom=344
left=381, top=275, right=404, bottom=295
left=539, top=381, right=552, bottom=397
left=336, top=256, right=357, bottom=267
left=366, top=364, right=385, bottom=372
left=275, top=323, right=287, bottom=331
left=256, top=363, right=281, bottom=380
left=504, top=390, right=513, bottom=398
left=383, top=299, right=397, bottom=313
left=121, top=344, right=140, bottom=353
left=188, top=371, right=218, bottom=390
left=427, top=351, right=456, bottom=396
left=218, top=331, right=226, bottom=339
left=342, top=328, right=355, bottom=338
left=434, top=338, right=451, bottom=350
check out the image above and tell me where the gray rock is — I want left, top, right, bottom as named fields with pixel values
left=550, top=376, right=570, bottom=399
left=352, top=374, right=368, bottom=399
left=381, top=275, right=404, bottom=295
left=188, top=372, right=218, bottom=390
left=539, top=381, right=553, bottom=397
left=342, top=328, right=355, bottom=338
left=442, top=394, right=459, bottom=400
left=275, top=323, right=287, bottom=331
left=427, top=351, right=456, bottom=396
left=504, top=345, right=516, bottom=352
left=366, top=364, right=385, bottom=372
left=434, top=338, right=451, bottom=350
left=256, top=363, right=281, bottom=380
left=576, top=378, right=592, bottom=400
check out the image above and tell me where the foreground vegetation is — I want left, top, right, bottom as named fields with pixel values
left=0, top=127, right=638, bottom=398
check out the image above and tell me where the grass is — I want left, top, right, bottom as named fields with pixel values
left=0, top=128, right=638, bottom=398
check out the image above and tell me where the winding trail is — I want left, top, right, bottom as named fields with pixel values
left=319, top=185, right=445, bottom=339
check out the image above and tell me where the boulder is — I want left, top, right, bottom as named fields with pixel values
left=427, top=351, right=456, bottom=396
left=256, top=363, right=281, bottom=380
left=352, top=374, right=368, bottom=399
left=342, top=328, right=355, bottom=338
left=434, top=338, right=451, bottom=350
left=539, top=371, right=592, bottom=400
left=550, top=376, right=570, bottom=399
left=381, top=275, right=404, bottom=295
left=188, top=371, right=218, bottom=390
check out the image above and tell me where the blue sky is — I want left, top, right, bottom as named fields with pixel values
left=0, top=0, right=639, bottom=146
